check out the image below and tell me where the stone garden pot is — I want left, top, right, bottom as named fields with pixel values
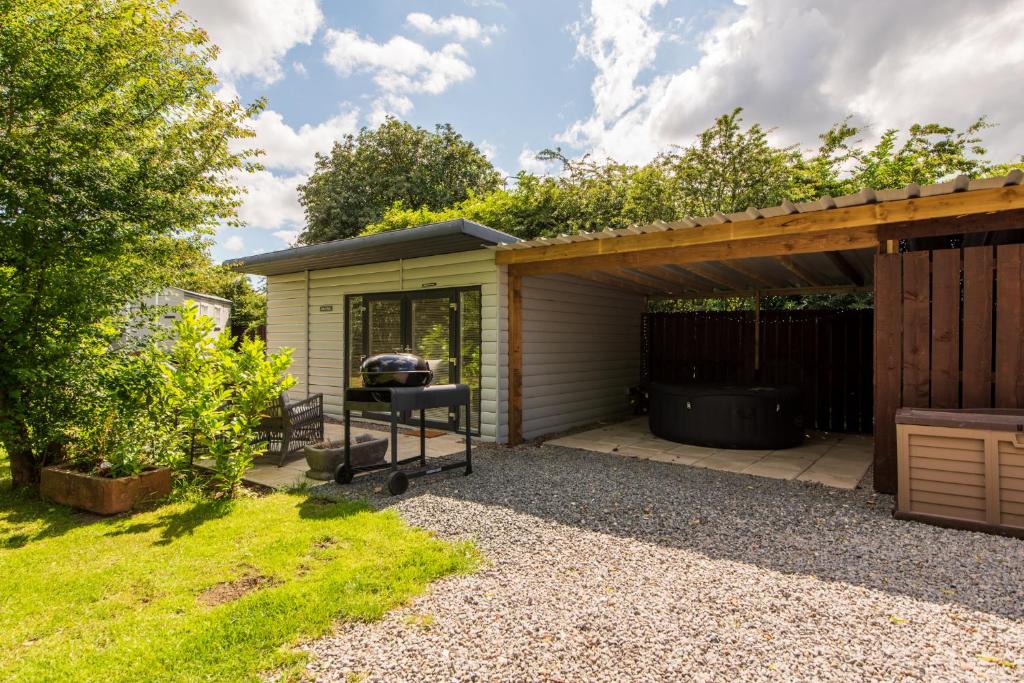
left=40, top=465, right=172, bottom=515
left=304, top=434, right=388, bottom=480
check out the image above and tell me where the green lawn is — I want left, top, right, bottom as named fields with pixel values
left=0, top=458, right=474, bottom=683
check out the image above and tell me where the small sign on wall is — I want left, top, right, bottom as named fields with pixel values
left=319, top=304, right=334, bottom=312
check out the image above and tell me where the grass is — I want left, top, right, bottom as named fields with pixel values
left=0, top=456, right=475, bottom=682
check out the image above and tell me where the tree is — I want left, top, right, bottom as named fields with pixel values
left=297, top=118, right=503, bottom=243
left=0, top=0, right=258, bottom=485
left=657, top=108, right=801, bottom=217
left=366, top=110, right=1008, bottom=244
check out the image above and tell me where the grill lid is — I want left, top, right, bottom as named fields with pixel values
left=360, top=353, right=434, bottom=388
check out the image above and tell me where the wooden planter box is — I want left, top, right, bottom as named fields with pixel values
left=40, top=466, right=172, bottom=515
left=895, top=408, right=1024, bottom=537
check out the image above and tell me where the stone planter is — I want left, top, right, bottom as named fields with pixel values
left=40, top=466, right=172, bottom=515
left=304, top=434, right=388, bottom=480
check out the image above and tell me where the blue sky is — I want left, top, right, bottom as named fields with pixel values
left=177, top=1, right=1024, bottom=262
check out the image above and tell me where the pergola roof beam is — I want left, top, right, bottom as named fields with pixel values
left=776, top=255, right=828, bottom=287
left=826, top=250, right=866, bottom=286
left=573, top=271, right=659, bottom=296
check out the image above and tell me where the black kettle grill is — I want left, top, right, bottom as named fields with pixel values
left=360, top=353, right=433, bottom=388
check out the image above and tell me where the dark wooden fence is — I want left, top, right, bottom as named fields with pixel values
left=874, top=244, right=1024, bottom=493
left=642, top=309, right=874, bottom=434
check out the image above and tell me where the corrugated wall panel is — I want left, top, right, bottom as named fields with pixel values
left=519, top=274, right=644, bottom=441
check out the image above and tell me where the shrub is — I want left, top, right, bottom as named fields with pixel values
left=60, top=305, right=293, bottom=497
left=62, top=322, right=174, bottom=479
left=160, top=305, right=294, bottom=496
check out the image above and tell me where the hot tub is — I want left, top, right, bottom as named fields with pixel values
left=648, top=382, right=803, bottom=449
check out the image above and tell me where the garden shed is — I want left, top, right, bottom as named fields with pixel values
left=229, top=171, right=1024, bottom=499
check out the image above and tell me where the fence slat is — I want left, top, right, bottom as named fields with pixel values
left=996, top=244, right=1024, bottom=407
left=930, top=249, right=961, bottom=408
left=644, top=308, right=874, bottom=435
left=962, top=246, right=994, bottom=407
left=901, top=251, right=931, bottom=408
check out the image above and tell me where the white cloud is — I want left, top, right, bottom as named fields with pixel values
left=223, top=235, right=245, bottom=253
left=479, top=140, right=510, bottom=179
left=225, top=107, right=357, bottom=241
left=273, top=229, right=302, bottom=247
left=248, top=109, right=358, bottom=172
left=324, top=30, right=475, bottom=96
left=369, top=94, right=415, bottom=127
left=479, top=140, right=498, bottom=160
left=233, top=170, right=306, bottom=231
left=406, top=12, right=500, bottom=44
left=293, top=61, right=308, bottom=76
left=574, top=0, right=667, bottom=124
left=178, top=0, right=323, bottom=84
left=564, top=0, right=1024, bottom=164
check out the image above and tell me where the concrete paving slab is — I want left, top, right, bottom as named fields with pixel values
left=553, top=420, right=870, bottom=489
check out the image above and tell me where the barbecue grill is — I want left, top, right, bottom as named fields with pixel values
left=360, top=353, right=433, bottom=388
left=339, top=381, right=472, bottom=495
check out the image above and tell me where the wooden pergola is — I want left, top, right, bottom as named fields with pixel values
left=496, top=177, right=1024, bottom=493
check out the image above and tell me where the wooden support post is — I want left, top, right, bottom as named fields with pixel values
left=508, top=272, right=523, bottom=445
left=874, top=253, right=903, bottom=494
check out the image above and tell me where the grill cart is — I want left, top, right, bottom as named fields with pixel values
left=337, top=384, right=473, bottom=495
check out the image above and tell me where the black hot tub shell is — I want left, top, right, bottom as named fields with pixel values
left=648, top=382, right=803, bottom=450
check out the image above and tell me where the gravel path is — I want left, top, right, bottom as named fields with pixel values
left=304, top=443, right=1024, bottom=682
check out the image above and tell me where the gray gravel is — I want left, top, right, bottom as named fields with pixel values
left=303, top=443, right=1024, bottom=682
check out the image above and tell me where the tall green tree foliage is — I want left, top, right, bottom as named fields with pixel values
left=367, top=110, right=1006, bottom=240
left=659, top=109, right=800, bottom=217
left=297, top=118, right=503, bottom=244
left=0, top=0, right=258, bottom=485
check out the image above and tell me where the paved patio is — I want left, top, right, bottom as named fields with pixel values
left=546, top=417, right=873, bottom=489
left=206, top=422, right=468, bottom=489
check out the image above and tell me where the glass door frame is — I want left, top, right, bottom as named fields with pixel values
left=343, top=286, right=480, bottom=434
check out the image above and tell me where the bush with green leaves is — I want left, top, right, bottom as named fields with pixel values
left=161, top=305, right=294, bottom=496
left=60, top=305, right=293, bottom=497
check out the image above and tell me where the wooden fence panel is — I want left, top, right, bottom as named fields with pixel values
left=996, top=244, right=1024, bottom=408
left=901, top=251, right=931, bottom=408
left=643, top=308, right=874, bottom=434
left=874, top=244, right=1024, bottom=494
left=962, top=246, right=994, bottom=407
left=930, top=249, right=961, bottom=408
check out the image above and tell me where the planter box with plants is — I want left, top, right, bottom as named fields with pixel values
left=40, top=465, right=172, bottom=515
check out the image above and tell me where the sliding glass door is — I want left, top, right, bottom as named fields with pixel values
left=345, top=288, right=481, bottom=434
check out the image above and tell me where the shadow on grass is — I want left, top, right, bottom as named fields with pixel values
left=102, top=497, right=234, bottom=545
left=0, top=483, right=105, bottom=549
left=293, top=491, right=368, bottom=521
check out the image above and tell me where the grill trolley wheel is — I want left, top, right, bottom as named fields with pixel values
left=339, top=385, right=473, bottom=496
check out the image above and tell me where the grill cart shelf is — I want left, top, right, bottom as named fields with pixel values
left=338, top=384, right=472, bottom=495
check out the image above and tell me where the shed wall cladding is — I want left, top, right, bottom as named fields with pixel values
left=520, top=274, right=645, bottom=440
left=265, top=249, right=503, bottom=441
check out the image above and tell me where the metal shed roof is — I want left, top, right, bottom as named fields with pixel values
left=493, top=170, right=1024, bottom=298
left=225, top=218, right=519, bottom=276
left=492, top=170, right=1024, bottom=254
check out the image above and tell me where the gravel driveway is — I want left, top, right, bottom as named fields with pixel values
left=304, top=443, right=1024, bottom=682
